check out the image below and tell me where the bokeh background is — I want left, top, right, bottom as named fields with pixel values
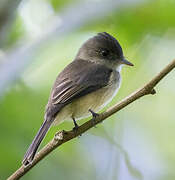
left=0, top=0, right=175, bottom=179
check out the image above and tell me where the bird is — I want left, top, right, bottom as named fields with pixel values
left=22, top=32, right=133, bottom=165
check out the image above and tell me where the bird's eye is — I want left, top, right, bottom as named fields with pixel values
left=100, top=49, right=109, bottom=57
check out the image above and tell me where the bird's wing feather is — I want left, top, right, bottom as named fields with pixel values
left=45, top=59, right=112, bottom=118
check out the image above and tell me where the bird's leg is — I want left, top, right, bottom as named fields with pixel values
left=89, top=109, right=99, bottom=127
left=72, top=117, right=79, bottom=131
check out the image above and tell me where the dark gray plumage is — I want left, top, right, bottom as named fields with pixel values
left=22, top=32, right=133, bottom=165
left=46, top=59, right=112, bottom=116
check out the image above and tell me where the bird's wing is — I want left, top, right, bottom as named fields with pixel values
left=45, top=59, right=112, bottom=117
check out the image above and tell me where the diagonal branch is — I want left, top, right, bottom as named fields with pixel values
left=7, top=59, right=175, bottom=180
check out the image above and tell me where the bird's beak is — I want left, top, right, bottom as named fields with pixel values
left=121, top=58, right=134, bottom=66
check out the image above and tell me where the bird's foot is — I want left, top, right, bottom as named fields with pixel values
left=72, top=117, right=79, bottom=131
left=72, top=118, right=82, bottom=137
left=89, top=109, right=99, bottom=127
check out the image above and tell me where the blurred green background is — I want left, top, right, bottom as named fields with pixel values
left=0, top=0, right=175, bottom=179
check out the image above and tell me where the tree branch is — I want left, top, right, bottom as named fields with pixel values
left=7, top=59, right=175, bottom=180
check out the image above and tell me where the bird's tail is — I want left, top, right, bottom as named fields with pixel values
left=22, top=118, right=53, bottom=166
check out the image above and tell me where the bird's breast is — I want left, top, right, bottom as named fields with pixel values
left=53, top=70, right=121, bottom=125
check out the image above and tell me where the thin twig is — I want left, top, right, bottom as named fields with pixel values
left=7, top=59, right=175, bottom=180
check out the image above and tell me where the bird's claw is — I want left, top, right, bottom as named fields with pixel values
left=89, top=109, right=99, bottom=127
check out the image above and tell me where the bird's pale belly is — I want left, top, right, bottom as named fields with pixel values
left=53, top=78, right=120, bottom=126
